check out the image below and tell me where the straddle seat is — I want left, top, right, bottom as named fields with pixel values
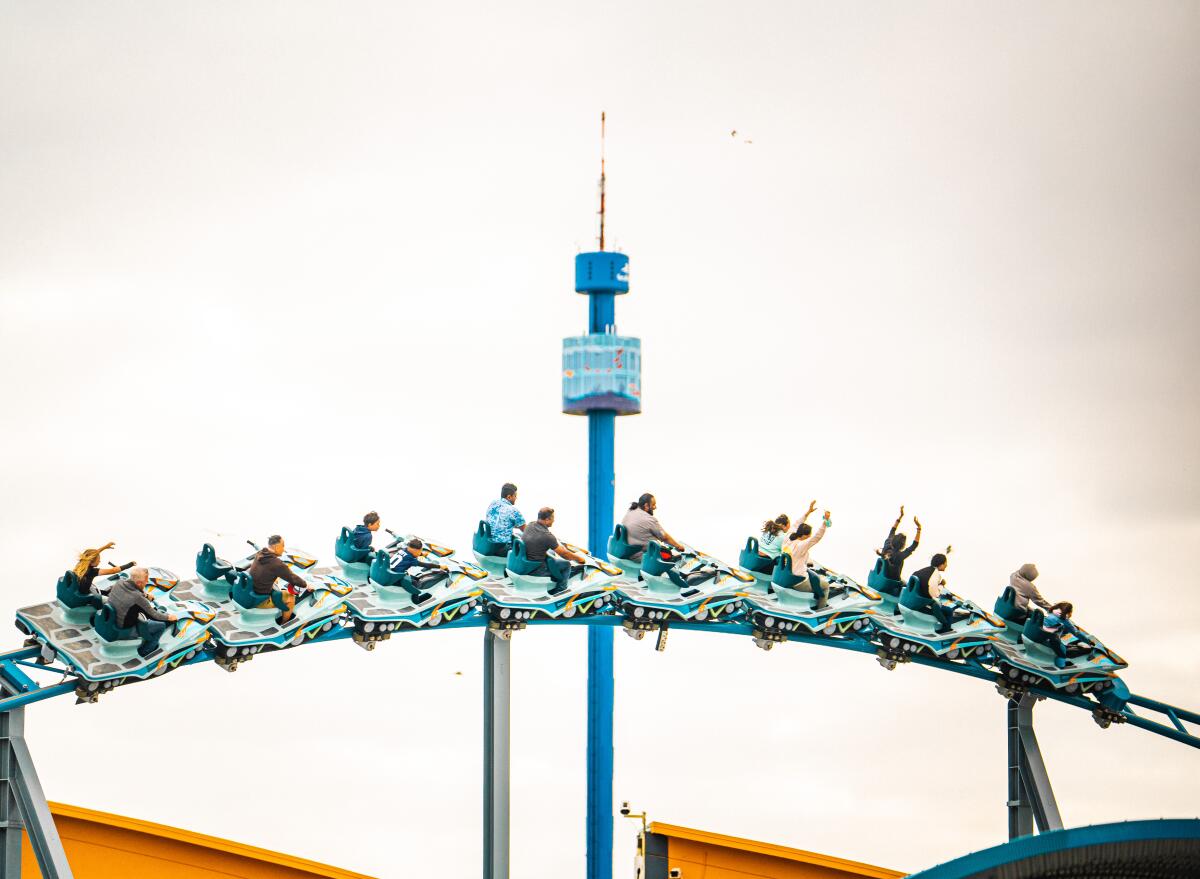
left=738, top=537, right=774, bottom=575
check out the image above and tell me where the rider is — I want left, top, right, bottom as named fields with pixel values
left=620, top=493, right=685, bottom=562
left=878, top=505, right=922, bottom=582
left=909, top=552, right=963, bottom=635
left=522, top=507, right=588, bottom=595
left=485, top=483, right=527, bottom=547
left=351, top=512, right=381, bottom=551
left=1040, top=601, right=1093, bottom=666
left=73, top=542, right=135, bottom=599
left=248, top=535, right=311, bottom=627
left=757, top=514, right=791, bottom=559
left=388, top=538, right=450, bottom=603
left=108, top=567, right=177, bottom=658
left=781, top=505, right=831, bottom=610
left=1009, top=563, right=1053, bottom=623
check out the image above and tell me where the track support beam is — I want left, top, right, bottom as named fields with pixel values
left=0, top=707, right=72, bottom=878
left=483, top=630, right=510, bottom=879
left=1007, top=694, right=1063, bottom=840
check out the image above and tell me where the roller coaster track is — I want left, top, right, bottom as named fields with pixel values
left=2, top=604, right=1196, bottom=749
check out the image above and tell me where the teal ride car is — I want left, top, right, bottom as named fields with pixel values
left=480, top=537, right=625, bottom=638
left=342, top=548, right=484, bottom=650
left=741, top=553, right=882, bottom=651
left=613, top=540, right=751, bottom=641
left=15, top=565, right=216, bottom=702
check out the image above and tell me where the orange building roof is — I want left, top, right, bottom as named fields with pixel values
left=20, top=802, right=375, bottom=879
left=648, top=822, right=905, bottom=879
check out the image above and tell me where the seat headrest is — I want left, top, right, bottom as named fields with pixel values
left=745, top=536, right=759, bottom=553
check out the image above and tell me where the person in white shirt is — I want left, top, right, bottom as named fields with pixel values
left=781, top=507, right=832, bottom=610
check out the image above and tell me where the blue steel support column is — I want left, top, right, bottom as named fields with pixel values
left=586, top=283, right=616, bottom=879
left=586, top=412, right=615, bottom=879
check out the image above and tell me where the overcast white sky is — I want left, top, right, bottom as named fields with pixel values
left=2, top=1, right=1197, bottom=876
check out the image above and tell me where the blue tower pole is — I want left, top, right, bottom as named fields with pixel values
left=563, top=247, right=638, bottom=879
left=586, top=288, right=616, bottom=879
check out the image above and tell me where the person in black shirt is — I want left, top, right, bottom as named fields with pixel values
left=909, top=553, right=964, bottom=634
left=878, top=505, right=921, bottom=582
left=73, top=542, right=135, bottom=598
left=522, top=508, right=587, bottom=595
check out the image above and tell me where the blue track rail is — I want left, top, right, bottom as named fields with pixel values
left=3, top=613, right=1197, bottom=750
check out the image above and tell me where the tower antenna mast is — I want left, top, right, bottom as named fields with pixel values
left=599, top=112, right=606, bottom=251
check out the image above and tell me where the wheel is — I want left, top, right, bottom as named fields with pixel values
left=366, top=642, right=376, bottom=652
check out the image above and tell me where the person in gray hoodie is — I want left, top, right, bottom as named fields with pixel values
left=108, top=567, right=177, bottom=658
left=1010, top=563, right=1053, bottom=623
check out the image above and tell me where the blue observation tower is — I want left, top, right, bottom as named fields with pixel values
left=563, top=112, right=640, bottom=879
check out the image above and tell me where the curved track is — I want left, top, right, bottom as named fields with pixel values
left=3, top=561, right=1197, bottom=750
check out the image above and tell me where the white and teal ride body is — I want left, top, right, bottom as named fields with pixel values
left=480, top=539, right=625, bottom=637
left=14, top=566, right=217, bottom=700
left=740, top=554, right=882, bottom=651
left=988, top=591, right=1127, bottom=696
left=471, top=520, right=511, bottom=579
left=334, top=527, right=455, bottom=584
left=343, top=552, right=485, bottom=649
left=186, top=544, right=350, bottom=669
left=615, top=541, right=752, bottom=640
left=868, top=576, right=1004, bottom=669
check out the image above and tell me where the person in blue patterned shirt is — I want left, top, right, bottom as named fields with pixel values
left=485, top=482, right=527, bottom=546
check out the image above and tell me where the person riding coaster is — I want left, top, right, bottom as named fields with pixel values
left=334, top=517, right=455, bottom=584
left=607, top=493, right=687, bottom=579
left=866, top=505, right=923, bottom=608
left=615, top=540, right=752, bottom=644
left=989, top=600, right=1127, bottom=697
left=15, top=566, right=216, bottom=703
left=741, top=552, right=882, bottom=651
left=343, top=543, right=487, bottom=648
left=868, top=549, right=1005, bottom=669
left=194, top=540, right=318, bottom=597
left=198, top=535, right=351, bottom=670
left=479, top=509, right=625, bottom=637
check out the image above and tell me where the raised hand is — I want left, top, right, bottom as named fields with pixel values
left=913, top=516, right=922, bottom=530
left=897, top=505, right=905, bottom=520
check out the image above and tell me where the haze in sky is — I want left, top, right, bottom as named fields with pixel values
left=1, top=2, right=1197, bottom=876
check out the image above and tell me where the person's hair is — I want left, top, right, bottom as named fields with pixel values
left=931, top=553, right=948, bottom=567
left=538, top=507, right=554, bottom=522
left=268, top=535, right=283, bottom=547
left=407, top=538, right=423, bottom=551
left=790, top=523, right=813, bottom=540
left=762, top=514, right=789, bottom=537
left=129, top=566, right=149, bottom=583
left=1049, top=601, right=1074, bottom=618
left=878, top=532, right=907, bottom=559
left=501, top=483, right=518, bottom=499
left=363, top=511, right=380, bottom=526
left=629, top=492, right=654, bottom=511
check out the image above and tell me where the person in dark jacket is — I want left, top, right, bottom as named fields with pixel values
left=878, top=505, right=921, bottom=582
left=388, top=538, right=449, bottom=603
left=522, top=508, right=588, bottom=595
left=248, top=535, right=311, bottom=626
left=108, top=567, right=177, bottom=657
left=909, top=553, right=965, bottom=634
left=352, top=512, right=381, bottom=551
